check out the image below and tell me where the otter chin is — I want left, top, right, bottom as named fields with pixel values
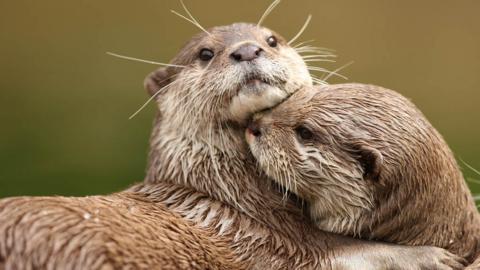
left=247, top=83, right=480, bottom=262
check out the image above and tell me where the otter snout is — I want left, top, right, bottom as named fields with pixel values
left=230, top=43, right=263, bottom=62
left=247, top=121, right=262, bottom=137
left=245, top=114, right=273, bottom=144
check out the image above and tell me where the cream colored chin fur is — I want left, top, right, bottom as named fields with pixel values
left=229, top=85, right=288, bottom=123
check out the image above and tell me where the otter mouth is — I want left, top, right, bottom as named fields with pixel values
left=228, top=71, right=290, bottom=125
left=240, top=74, right=274, bottom=93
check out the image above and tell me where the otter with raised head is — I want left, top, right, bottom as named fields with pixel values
left=0, top=9, right=467, bottom=270
left=246, top=83, right=480, bottom=264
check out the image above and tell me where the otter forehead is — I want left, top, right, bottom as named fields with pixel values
left=211, top=23, right=282, bottom=45
left=171, top=23, right=285, bottom=65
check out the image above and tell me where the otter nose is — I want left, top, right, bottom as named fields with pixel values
left=247, top=121, right=262, bottom=137
left=230, top=44, right=263, bottom=62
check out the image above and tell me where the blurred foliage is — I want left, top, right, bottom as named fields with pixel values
left=0, top=0, right=479, bottom=197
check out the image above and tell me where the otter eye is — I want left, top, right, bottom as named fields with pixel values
left=295, top=126, right=314, bottom=141
left=199, top=48, right=214, bottom=61
left=267, top=36, right=278, bottom=47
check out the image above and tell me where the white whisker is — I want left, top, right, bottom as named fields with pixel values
left=321, top=61, right=353, bottom=82
left=129, top=76, right=178, bottom=120
left=171, top=0, right=211, bottom=36
left=468, top=178, right=480, bottom=185
left=297, top=49, right=336, bottom=56
left=303, top=59, right=336, bottom=63
left=308, top=66, right=348, bottom=80
left=288, top=14, right=312, bottom=45
left=106, top=52, right=185, bottom=68
left=461, top=158, right=480, bottom=177
left=311, top=76, right=328, bottom=85
left=301, top=54, right=336, bottom=59
left=293, top=40, right=315, bottom=48
left=257, top=0, right=281, bottom=26
left=295, top=45, right=336, bottom=54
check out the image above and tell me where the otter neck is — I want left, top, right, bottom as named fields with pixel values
left=144, top=113, right=292, bottom=222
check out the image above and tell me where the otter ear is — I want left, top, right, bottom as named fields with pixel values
left=143, top=67, right=171, bottom=97
left=356, top=145, right=383, bottom=182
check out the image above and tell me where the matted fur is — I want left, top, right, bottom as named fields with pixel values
left=247, top=83, right=480, bottom=264
left=0, top=192, right=242, bottom=269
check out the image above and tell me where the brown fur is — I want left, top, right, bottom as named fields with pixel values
left=0, top=191, right=242, bottom=269
left=0, top=23, right=467, bottom=269
left=247, top=83, right=480, bottom=264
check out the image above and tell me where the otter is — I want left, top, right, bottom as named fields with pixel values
left=0, top=6, right=466, bottom=268
left=246, top=83, right=480, bottom=264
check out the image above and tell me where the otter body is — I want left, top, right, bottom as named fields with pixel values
left=247, top=83, right=480, bottom=263
left=0, top=191, right=241, bottom=269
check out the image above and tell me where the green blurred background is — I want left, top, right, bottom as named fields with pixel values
left=0, top=0, right=479, bottom=197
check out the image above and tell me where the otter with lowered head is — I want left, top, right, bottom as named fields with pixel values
left=135, top=20, right=466, bottom=268
left=0, top=10, right=467, bottom=269
left=246, top=83, right=480, bottom=264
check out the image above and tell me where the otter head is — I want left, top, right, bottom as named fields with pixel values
left=144, top=23, right=312, bottom=146
left=246, top=84, right=459, bottom=238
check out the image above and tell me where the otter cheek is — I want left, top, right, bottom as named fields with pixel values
left=228, top=85, right=287, bottom=123
left=283, top=49, right=313, bottom=89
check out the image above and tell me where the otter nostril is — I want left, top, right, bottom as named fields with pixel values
left=231, top=52, right=243, bottom=62
left=231, top=44, right=263, bottom=62
left=247, top=122, right=262, bottom=137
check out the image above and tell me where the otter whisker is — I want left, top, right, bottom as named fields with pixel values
left=311, top=76, right=328, bottom=85
left=297, top=51, right=336, bottom=58
left=295, top=46, right=336, bottom=56
left=303, top=59, right=336, bottom=63
left=171, top=0, right=211, bottom=37
left=301, top=54, right=336, bottom=59
left=296, top=45, right=336, bottom=52
left=460, top=158, right=480, bottom=177
left=288, top=14, right=312, bottom=45
left=321, top=61, right=353, bottom=82
left=171, top=10, right=211, bottom=37
left=257, top=0, right=281, bottom=27
left=292, top=40, right=315, bottom=49
left=129, top=76, right=179, bottom=119
left=106, top=52, right=185, bottom=68
left=467, top=178, right=480, bottom=185
left=308, top=66, right=348, bottom=80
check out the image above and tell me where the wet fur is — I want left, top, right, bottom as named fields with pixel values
left=0, top=192, right=241, bottom=269
left=0, top=22, right=467, bottom=269
left=248, top=83, right=480, bottom=263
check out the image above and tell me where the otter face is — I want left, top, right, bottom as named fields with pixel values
left=246, top=86, right=388, bottom=236
left=145, top=23, right=312, bottom=139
